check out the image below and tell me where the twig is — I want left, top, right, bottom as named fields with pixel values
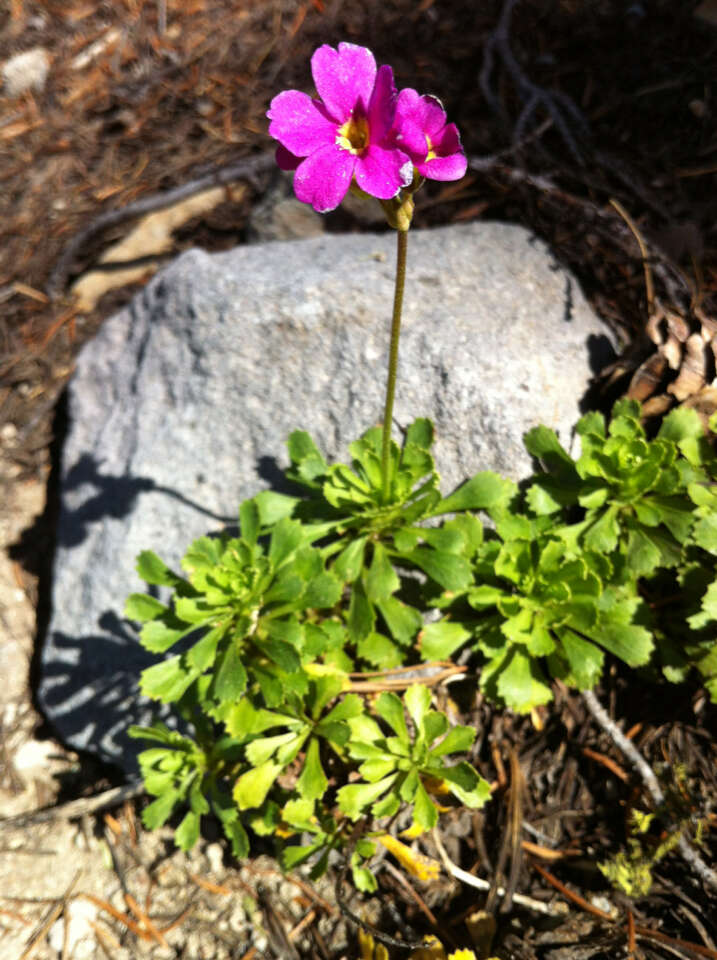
left=582, top=688, right=717, bottom=892
left=0, top=781, right=145, bottom=831
left=46, top=153, right=275, bottom=299
left=432, top=828, right=568, bottom=917
left=479, top=0, right=589, bottom=164
left=610, top=198, right=655, bottom=315
left=18, top=872, right=81, bottom=960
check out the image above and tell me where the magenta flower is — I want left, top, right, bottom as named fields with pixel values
left=267, top=43, right=414, bottom=213
left=392, top=89, right=467, bottom=182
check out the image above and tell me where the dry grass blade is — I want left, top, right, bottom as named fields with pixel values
left=18, top=871, right=81, bottom=960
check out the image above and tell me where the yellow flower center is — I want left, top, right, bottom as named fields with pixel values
left=425, top=134, right=437, bottom=162
left=336, top=112, right=369, bottom=155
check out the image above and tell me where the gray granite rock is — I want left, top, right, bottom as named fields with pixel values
left=40, top=221, right=614, bottom=771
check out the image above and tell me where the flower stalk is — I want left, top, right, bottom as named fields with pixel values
left=381, top=225, right=408, bottom=503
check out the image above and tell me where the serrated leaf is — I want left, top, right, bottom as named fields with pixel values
left=687, top=581, right=717, bottom=629
left=495, top=650, right=553, bottom=712
left=375, top=691, right=409, bottom=740
left=409, top=548, right=472, bottom=590
left=140, top=655, right=196, bottom=702
left=142, top=790, right=179, bottom=829
left=239, top=499, right=260, bottom=545
left=233, top=762, right=282, bottom=811
left=125, top=593, right=168, bottom=623
left=136, top=551, right=184, bottom=587
left=175, top=810, right=200, bottom=850
left=357, top=632, right=402, bottom=668
left=404, top=684, right=431, bottom=731
left=694, top=514, right=717, bottom=554
left=366, top=543, right=400, bottom=602
left=297, top=737, right=328, bottom=801
left=348, top=580, right=375, bottom=644
left=434, top=472, right=516, bottom=515
left=333, top=536, right=368, bottom=583
left=337, top=775, right=398, bottom=820
left=376, top=596, right=422, bottom=646
left=412, top=779, right=438, bottom=831
left=420, top=620, right=471, bottom=659
left=584, top=505, right=620, bottom=553
left=405, top=417, right=434, bottom=450
left=594, top=621, right=654, bottom=666
left=658, top=406, right=704, bottom=444
left=214, top=642, right=248, bottom=700
left=253, top=489, right=300, bottom=525
left=559, top=629, right=604, bottom=689
left=430, top=725, right=475, bottom=757
left=139, top=619, right=193, bottom=654
left=269, top=518, right=305, bottom=568
left=304, top=572, right=342, bottom=609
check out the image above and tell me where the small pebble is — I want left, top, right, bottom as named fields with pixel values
left=2, top=47, right=50, bottom=98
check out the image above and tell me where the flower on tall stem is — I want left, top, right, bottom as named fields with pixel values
left=267, top=43, right=414, bottom=213
left=392, top=89, right=467, bottom=182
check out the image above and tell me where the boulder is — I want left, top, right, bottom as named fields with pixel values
left=40, top=221, right=615, bottom=771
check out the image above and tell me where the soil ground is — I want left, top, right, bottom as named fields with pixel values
left=1, top=1, right=716, bottom=958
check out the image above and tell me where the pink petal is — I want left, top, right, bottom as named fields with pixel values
left=367, top=64, right=397, bottom=143
left=393, top=117, right=428, bottom=161
left=354, top=144, right=413, bottom=200
left=275, top=144, right=302, bottom=170
left=267, top=90, right=336, bottom=157
left=417, top=152, right=467, bottom=180
left=419, top=95, right=448, bottom=138
left=432, top=122, right=463, bottom=157
left=293, top=143, right=355, bottom=212
left=395, top=87, right=422, bottom=125
left=311, top=43, right=376, bottom=123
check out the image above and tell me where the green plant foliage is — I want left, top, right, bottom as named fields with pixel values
left=128, top=404, right=717, bottom=891
left=337, top=685, right=490, bottom=831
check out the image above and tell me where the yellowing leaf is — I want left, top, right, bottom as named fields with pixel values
left=376, top=833, right=441, bottom=883
left=410, top=936, right=447, bottom=960
left=448, top=951, right=479, bottom=960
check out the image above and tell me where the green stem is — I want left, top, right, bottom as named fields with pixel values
left=380, top=228, right=408, bottom=503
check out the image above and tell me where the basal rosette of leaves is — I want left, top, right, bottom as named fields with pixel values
left=256, top=418, right=515, bottom=669
left=336, top=685, right=490, bottom=841
left=125, top=516, right=345, bottom=710
left=422, top=520, right=654, bottom=712
left=525, top=400, right=715, bottom=576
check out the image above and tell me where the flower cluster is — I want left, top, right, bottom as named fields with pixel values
left=267, top=42, right=466, bottom=213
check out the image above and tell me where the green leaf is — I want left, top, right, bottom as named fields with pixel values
left=233, top=762, right=282, bottom=811
left=142, top=790, right=179, bottom=829
left=337, top=775, right=398, bottom=820
left=559, top=629, right=604, bottom=689
left=175, top=810, right=201, bottom=850
left=333, top=537, right=368, bottom=583
left=125, top=593, right=168, bottom=623
left=658, top=406, right=704, bottom=444
left=214, top=643, right=248, bottom=700
left=238, top=499, right=260, bottom=545
left=439, top=762, right=491, bottom=808
left=496, top=650, right=553, bottom=712
left=139, top=619, right=193, bottom=654
left=405, top=418, right=434, bottom=449
left=348, top=580, right=375, bottom=644
left=409, top=548, right=472, bottom=590
left=136, top=551, right=183, bottom=587
left=357, top=632, right=402, bottom=668
left=376, top=596, right=422, bottom=646
left=584, top=505, right=620, bottom=553
left=287, top=430, right=328, bottom=484
left=687, top=581, right=717, bottom=630
left=304, top=572, right=342, bottom=609
left=297, top=738, right=328, bottom=801
left=420, top=620, right=471, bottom=659
left=694, top=514, right=717, bottom=554
left=269, top=518, right=305, bottom=567
left=374, top=692, right=409, bottom=740
left=253, top=490, right=300, bottom=525
left=430, top=725, right=476, bottom=757
left=413, top=780, right=438, bottom=831
left=140, top=655, right=196, bottom=702
left=595, top=621, right=653, bottom=667
left=186, top=626, right=223, bottom=673
left=434, top=472, right=516, bottom=515
left=404, top=684, right=431, bottom=731
left=366, top=543, right=400, bottom=602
